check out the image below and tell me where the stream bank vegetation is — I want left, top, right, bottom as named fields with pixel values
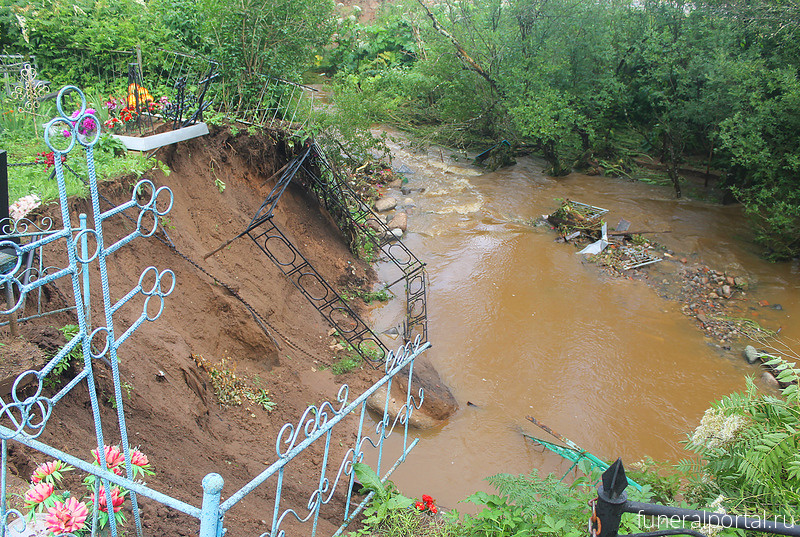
left=6, top=0, right=800, bottom=258
left=317, top=0, right=800, bottom=261
left=352, top=356, right=800, bottom=537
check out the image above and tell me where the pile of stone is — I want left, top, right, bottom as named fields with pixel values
left=370, top=195, right=415, bottom=240
left=743, top=345, right=795, bottom=390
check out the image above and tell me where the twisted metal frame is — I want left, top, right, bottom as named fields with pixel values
left=244, top=147, right=390, bottom=364
left=0, top=86, right=175, bottom=537
left=242, top=141, right=429, bottom=354
left=305, top=143, right=428, bottom=343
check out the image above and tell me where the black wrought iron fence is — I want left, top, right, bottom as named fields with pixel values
left=592, top=460, right=800, bottom=537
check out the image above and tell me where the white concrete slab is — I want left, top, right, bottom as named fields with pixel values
left=112, top=122, right=209, bottom=151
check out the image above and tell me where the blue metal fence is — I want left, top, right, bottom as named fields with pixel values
left=0, top=86, right=430, bottom=536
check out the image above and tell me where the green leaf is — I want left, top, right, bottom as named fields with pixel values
left=352, top=462, right=386, bottom=501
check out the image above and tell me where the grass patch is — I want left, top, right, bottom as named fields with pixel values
left=341, top=287, right=391, bottom=305
left=2, top=98, right=166, bottom=206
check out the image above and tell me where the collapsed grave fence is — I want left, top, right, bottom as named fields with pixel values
left=0, top=86, right=430, bottom=537
left=215, top=140, right=428, bottom=364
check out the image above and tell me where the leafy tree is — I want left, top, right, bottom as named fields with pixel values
left=198, top=0, right=335, bottom=108
left=2, top=0, right=172, bottom=88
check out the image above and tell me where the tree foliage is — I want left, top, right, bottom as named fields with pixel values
left=334, top=0, right=800, bottom=259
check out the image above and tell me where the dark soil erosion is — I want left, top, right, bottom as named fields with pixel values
left=1, top=127, right=381, bottom=536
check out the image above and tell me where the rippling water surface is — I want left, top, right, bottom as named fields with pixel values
left=368, top=130, right=799, bottom=507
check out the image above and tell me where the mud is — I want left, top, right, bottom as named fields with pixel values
left=1, top=126, right=386, bottom=536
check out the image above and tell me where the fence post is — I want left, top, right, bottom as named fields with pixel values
left=595, top=459, right=628, bottom=537
left=0, top=150, right=19, bottom=337
left=79, top=213, right=90, bottom=327
left=199, top=473, right=224, bottom=537
left=1, top=150, right=9, bottom=237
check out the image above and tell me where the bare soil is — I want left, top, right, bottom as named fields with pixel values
left=0, top=126, right=383, bottom=536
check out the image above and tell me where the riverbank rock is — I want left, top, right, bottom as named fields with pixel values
left=395, top=355, right=458, bottom=422
left=743, top=345, right=761, bottom=364
left=387, top=212, right=408, bottom=232
left=366, top=383, right=442, bottom=429
left=375, top=197, right=397, bottom=212
left=761, top=371, right=781, bottom=390
left=366, top=217, right=383, bottom=233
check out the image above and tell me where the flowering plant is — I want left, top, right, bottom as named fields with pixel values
left=22, top=445, right=153, bottom=535
left=61, top=109, right=98, bottom=138
left=9, top=194, right=41, bottom=221
left=104, top=89, right=170, bottom=134
left=35, top=151, right=66, bottom=170
left=414, top=493, right=438, bottom=514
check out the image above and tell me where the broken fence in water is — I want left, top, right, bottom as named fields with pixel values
left=0, top=86, right=429, bottom=537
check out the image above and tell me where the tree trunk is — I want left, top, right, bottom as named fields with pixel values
left=415, top=0, right=498, bottom=91
left=543, top=141, right=568, bottom=176
left=667, top=139, right=682, bottom=198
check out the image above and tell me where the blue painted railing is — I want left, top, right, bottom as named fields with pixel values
left=0, top=86, right=429, bottom=536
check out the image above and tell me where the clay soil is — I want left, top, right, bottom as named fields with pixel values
left=0, top=126, right=384, bottom=536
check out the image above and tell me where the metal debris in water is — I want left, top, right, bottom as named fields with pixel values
left=563, top=200, right=608, bottom=222
left=619, top=246, right=662, bottom=270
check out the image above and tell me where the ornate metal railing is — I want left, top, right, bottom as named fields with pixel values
left=0, top=86, right=430, bottom=537
left=208, top=336, right=429, bottom=537
left=0, top=86, right=175, bottom=537
left=0, top=214, right=78, bottom=328
left=219, top=74, right=318, bottom=133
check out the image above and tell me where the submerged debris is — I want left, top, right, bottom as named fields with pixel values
left=545, top=200, right=662, bottom=273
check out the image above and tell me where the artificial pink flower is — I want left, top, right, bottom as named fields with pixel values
left=31, top=460, right=72, bottom=484
left=92, top=445, right=125, bottom=475
left=130, top=448, right=149, bottom=468
left=91, top=485, right=126, bottom=513
left=45, top=497, right=88, bottom=534
left=24, top=482, right=54, bottom=508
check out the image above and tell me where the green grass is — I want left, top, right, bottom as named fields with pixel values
left=2, top=123, right=162, bottom=207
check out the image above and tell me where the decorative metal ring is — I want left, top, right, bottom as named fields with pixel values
left=55, top=85, right=86, bottom=121
left=89, top=326, right=111, bottom=360
left=44, top=117, right=77, bottom=154
left=152, top=186, right=174, bottom=216
left=74, top=228, right=100, bottom=263
left=139, top=267, right=176, bottom=297
left=74, top=111, right=102, bottom=148
left=136, top=207, right=159, bottom=237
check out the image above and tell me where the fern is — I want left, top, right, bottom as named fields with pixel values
left=688, top=355, right=800, bottom=516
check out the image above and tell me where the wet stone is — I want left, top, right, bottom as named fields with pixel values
left=375, top=197, right=398, bottom=212
left=761, top=371, right=781, bottom=390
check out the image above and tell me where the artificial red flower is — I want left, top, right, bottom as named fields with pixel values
left=92, top=445, right=125, bottom=475
left=24, top=482, right=54, bottom=508
left=415, top=501, right=425, bottom=511
left=31, top=460, right=72, bottom=484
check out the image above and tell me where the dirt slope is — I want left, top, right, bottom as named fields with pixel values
left=2, top=126, right=380, bottom=536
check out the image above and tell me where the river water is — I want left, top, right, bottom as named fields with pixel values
left=368, top=130, right=800, bottom=508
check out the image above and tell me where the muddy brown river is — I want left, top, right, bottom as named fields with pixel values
left=368, top=131, right=799, bottom=509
